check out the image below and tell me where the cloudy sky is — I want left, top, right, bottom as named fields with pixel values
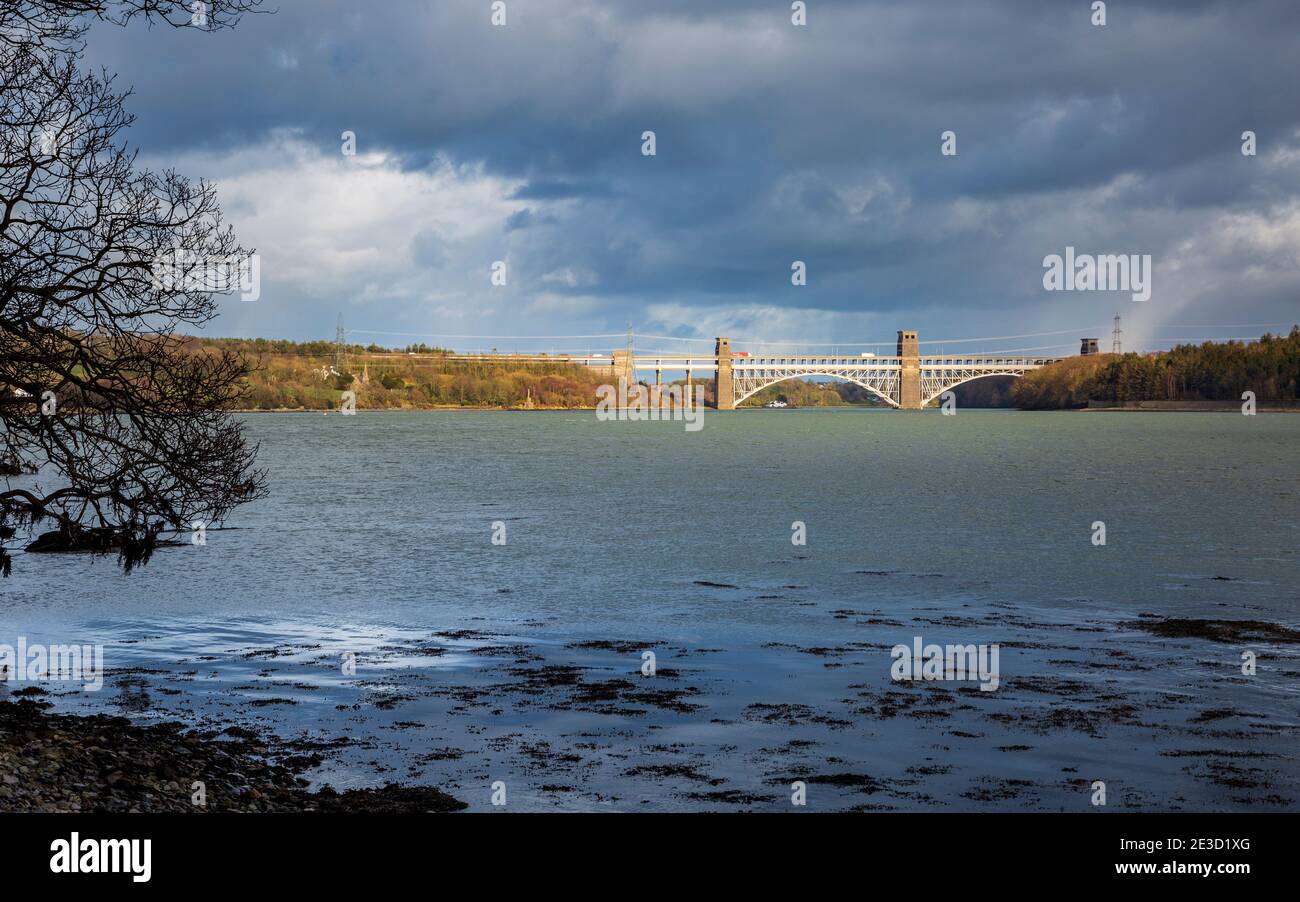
left=84, top=0, right=1300, bottom=355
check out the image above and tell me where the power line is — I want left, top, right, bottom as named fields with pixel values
left=919, top=328, right=1107, bottom=344
left=347, top=329, right=628, bottom=340
left=340, top=323, right=1290, bottom=350
left=1146, top=336, right=1273, bottom=342
left=343, top=328, right=1111, bottom=347
left=946, top=343, right=1076, bottom=354
left=621, top=327, right=1108, bottom=346
left=1162, top=322, right=1295, bottom=328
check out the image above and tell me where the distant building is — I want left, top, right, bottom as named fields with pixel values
left=1080, top=338, right=1099, bottom=356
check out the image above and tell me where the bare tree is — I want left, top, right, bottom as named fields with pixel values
left=1, top=0, right=266, bottom=576
left=1, top=1, right=262, bottom=50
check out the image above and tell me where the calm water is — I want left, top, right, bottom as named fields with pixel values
left=3, top=410, right=1298, bottom=810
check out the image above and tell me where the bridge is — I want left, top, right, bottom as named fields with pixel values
left=608, top=330, right=1070, bottom=409
left=357, top=329, right=1075, bottom=410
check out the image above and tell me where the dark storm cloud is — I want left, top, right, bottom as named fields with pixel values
left=79, top=0, right=1300, bottom=347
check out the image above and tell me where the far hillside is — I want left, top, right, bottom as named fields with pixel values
left=739, top=380, right=886, bottom=407
left=188, top=337, right=613, bottom=410
left=1013, top=327, right=1300, bottom=409
left=181, top=329, right=1300, bottom=411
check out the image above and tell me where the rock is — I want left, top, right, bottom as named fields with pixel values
left=0, top=699, right=467, bottom=812
left=25, top=528, right=121, bottom=554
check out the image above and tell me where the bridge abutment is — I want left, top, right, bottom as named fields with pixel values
left=714, top=337, right=734, bottom=409
left=897, top=330, right=921, bottom=409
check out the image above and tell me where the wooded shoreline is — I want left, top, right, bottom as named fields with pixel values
left=188, top=327, right=1300, bottom=412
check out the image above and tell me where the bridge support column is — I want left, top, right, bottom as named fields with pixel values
left=714, top=337, right=734, bottom=410
left=612, top=349, right=635, bottom=392
left=898, top=330, right=921, bottom=409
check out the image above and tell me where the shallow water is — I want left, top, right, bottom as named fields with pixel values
left=3, top=409, right=1298, bottom=810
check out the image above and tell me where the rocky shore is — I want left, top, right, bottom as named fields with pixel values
left=3, top=613, right=1296, bottom=812
left=0, top=698, right=465, bottom=813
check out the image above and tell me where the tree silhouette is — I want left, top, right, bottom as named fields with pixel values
left=1, top=0, right=266, bottom=576
left=1, top=1, right=261, bottom=50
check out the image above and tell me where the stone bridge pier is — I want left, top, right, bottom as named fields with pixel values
left=714, top=337, right=734, bottom=410
left=897, top=330, right=921, bottom=409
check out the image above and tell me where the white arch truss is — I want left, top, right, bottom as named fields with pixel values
left=919, top=365, right=1040, bottom=407
left=733, top=358, right=903, bottom=407
left=730, top=355, right=1062, bottom=408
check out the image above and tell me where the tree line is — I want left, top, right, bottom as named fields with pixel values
left=1013, top=328, right=1300, bottom=409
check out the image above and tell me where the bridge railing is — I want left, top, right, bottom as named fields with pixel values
left=728, top=355, right=1062, bottom=368
left=731, top=357, right=903, bottom=367
left=917, top=357, right=1064, bottom=367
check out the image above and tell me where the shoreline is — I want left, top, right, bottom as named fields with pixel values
left=9, top=610, right=1297, bottom=812
left=0, top=698, right=466, bottom=813
left=1084, top=399, right=1300, bottom=412
left=1082, top=407, right=1300, bottom=412
left=230, top=405, right=1300, bottom=413
left=233, top=405, right=592, bottom=413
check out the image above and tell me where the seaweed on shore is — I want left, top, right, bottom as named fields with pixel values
left=0, top=699, right=465, bottom=813
left=1127, top=618, right=1300, bottom=644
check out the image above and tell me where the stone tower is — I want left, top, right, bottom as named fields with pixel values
left=897, top=330, right=921, bottom=409
left=714, top=337, right=734, bottom=410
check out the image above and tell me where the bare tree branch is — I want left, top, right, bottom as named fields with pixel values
left=0, top=1, right=264, bottom=50
left=1, top=0, right=267, bottom=576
